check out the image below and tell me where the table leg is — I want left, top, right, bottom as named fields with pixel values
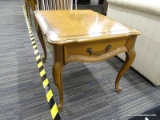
left=52, top=45, right=64, bottom=110
left=26, top=5, right=32, bottom=26
left=35, top=24, right=47, bottom=62
left=115, top=37, right=136, bottom=93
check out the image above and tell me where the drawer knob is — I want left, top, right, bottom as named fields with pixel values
left=87, top=44, right=112, bottom=56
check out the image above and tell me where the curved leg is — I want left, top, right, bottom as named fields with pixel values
left=52, top=45, right=64, bottom=110
left=25, top=1, right=32, bottom=26
left=27, top=5, right=32, bottom=26
left=25, top=3, right=28, bottom=17
left=52, top=61, right=64, bottom=110
left=115, top=48, right=136, bottom=93
left=35, top=24, right=47, bottom=62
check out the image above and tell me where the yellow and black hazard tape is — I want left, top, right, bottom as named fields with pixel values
left=22, top=5, right=61, bottom=120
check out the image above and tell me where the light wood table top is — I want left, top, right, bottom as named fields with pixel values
left=35, top=10, right=140, bottom=45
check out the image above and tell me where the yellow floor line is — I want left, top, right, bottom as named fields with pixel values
left=22, top=5, right=61, bottom=120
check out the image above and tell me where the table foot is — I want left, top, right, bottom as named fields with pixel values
left=42, top=57, right=47, bottom=63
left=58, top=104, right=62, bottom=111
left=116, top=86, right=122, bottom=93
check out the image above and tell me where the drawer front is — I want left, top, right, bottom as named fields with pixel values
left=64, top=38, right=128, bottom=63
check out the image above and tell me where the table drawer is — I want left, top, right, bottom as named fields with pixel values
left=64, top=38, right=128, bottom=63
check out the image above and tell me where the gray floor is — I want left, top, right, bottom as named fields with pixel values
left=0, top=0, right=160, bottom=120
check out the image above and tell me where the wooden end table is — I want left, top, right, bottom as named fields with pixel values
left=34, top=10, right=140, bottom=110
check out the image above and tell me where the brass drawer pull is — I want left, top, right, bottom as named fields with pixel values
left=87, top=44, right=112, bottom=56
